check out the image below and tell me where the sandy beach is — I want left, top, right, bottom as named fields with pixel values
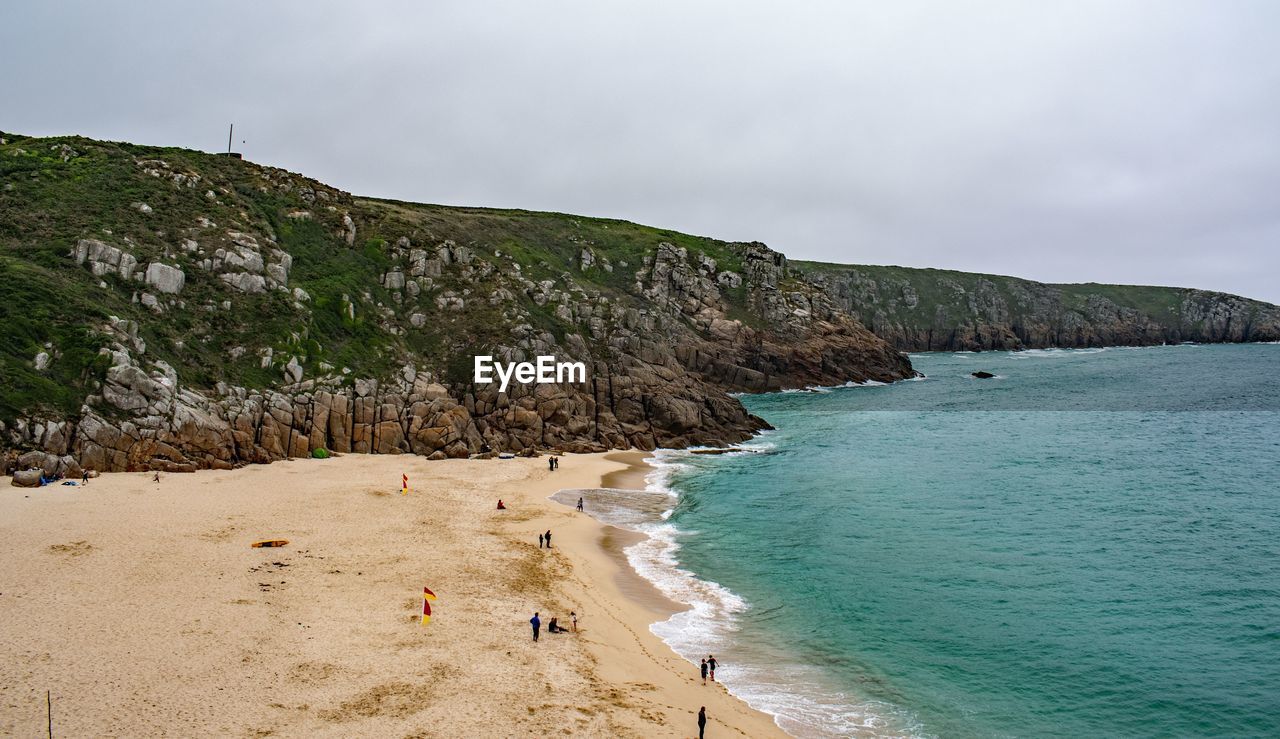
left=1, top=452, right=784, bottom=738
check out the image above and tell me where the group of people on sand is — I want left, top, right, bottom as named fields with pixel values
left=33, top=469, right=94, bottom=487
left=516, top=453, right=715, bottom=736
left=528, top=610, right=577, bottom=641
left=694, top=657, right=719, bottom=737
left=495, top=498, right=582, bottom=513
left=699, top=655, right=719, bottom=684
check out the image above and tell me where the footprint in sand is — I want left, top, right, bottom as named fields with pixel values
left=48, top=540, right=93, bottom=556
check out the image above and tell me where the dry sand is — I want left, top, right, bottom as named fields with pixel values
left=1, top=452, right=785, bottom=737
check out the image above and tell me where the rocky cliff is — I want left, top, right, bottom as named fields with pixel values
left=0, top=132, right=911, bottom=474
left=796, top=262, right=1280, bottom=351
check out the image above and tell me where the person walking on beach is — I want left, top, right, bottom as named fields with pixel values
left=549, top=457, right=555, bottom=472
left=544, top=529, right=552, bottom=548
left=700, top=658, right=708, bottom=684
left=570, top=611, right=578, bottom=632
left=707, top=655, right=717, bottom=682
left=538, top=532, right=545, bottom=548
left=530, top=612, right=541, bottom=642
left=697, top=706, right=707, bottom=738
left=552, top=456, right=559, bottom=470
left=576, top=496, right=584, bottom=512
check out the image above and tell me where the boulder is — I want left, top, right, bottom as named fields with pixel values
left=219, top=272, right=267, bottom=293
left=11, top=469, right=43, bottom=487
left=971, top=371, right=996, bottom=379
left=342, top=213, right=356, bottom=246
left=144, top=263, right=185, bottom=294
left=284, top=356, right=303, bottom=384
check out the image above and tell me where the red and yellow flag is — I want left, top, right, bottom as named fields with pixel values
left=421, top=586, right=436, bottom=625
left=402, top=473, right=409, bottom=495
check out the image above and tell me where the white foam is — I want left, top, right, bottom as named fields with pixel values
left=782, top=379, right=895, bottom=394
left=645, top=448, right=691, bottom=500
left=1009, top=347, right=1108, bottom=359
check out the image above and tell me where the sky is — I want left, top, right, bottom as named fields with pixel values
left=4, top=1, right=1279, bottom=302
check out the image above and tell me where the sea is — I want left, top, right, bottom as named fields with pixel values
left=556, top=343, right=1280, bottom=738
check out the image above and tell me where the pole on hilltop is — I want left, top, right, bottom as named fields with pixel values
left=227, top=124, right=233, bottom=155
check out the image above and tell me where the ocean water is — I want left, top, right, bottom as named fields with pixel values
left=565, top=344, right=1280, bottom=737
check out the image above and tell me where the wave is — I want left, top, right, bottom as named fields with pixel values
left=1009, top=347, right=1108, bottom=359
left=781, top=379, right=894, bottom=394
left=555, top=451, right=924, bottom=738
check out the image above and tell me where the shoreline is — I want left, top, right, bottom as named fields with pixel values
left=582, top=451, right=687, bottom=617
left=527, top=450, right=787, bottom=737
left=1, top=452, right=783, bottom=737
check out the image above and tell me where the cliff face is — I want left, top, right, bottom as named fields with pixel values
left=0, top=133, right=911, bottom=474
left=796, top=263, right=1280, bottom=351
left=6, top=131, right=1274, bottom=476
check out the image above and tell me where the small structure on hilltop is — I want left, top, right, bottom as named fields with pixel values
left=217, top=123, right=243, bottom=159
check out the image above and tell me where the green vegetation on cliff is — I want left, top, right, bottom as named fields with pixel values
left=0, top=127, right=1274, bottom=463
left=5, top=132, right=924, bottom=472
left=0, top=133, right=737, bottom=418
left=793, top=261, right=1280, bottom=351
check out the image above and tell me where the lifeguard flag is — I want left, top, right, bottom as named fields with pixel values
left=402, top=473, right=409, bottom=495
left=421, top=587, right=436, bottom=625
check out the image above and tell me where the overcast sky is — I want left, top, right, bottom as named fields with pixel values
left=5, top=1, right=1278, bottom=302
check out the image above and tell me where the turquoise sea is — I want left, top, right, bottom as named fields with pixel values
left=564, top=344, right=1280, bottom=737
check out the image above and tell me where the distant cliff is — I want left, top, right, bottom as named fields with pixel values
left=795, top=262, right=1280, bottom=351
left=0, top=132, right=909, bottom=474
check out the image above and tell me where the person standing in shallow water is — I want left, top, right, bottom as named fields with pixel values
left=576, top=497, right=584, bottom=512
left=700, top=658, right=708, bottom=685
left=697, top=706, right=707, bottom=738
left=544, top=529, right=552, bottom=548
left=707, top=655, right=717, bottom=681
left=530, top=612, right=540, bottom=642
